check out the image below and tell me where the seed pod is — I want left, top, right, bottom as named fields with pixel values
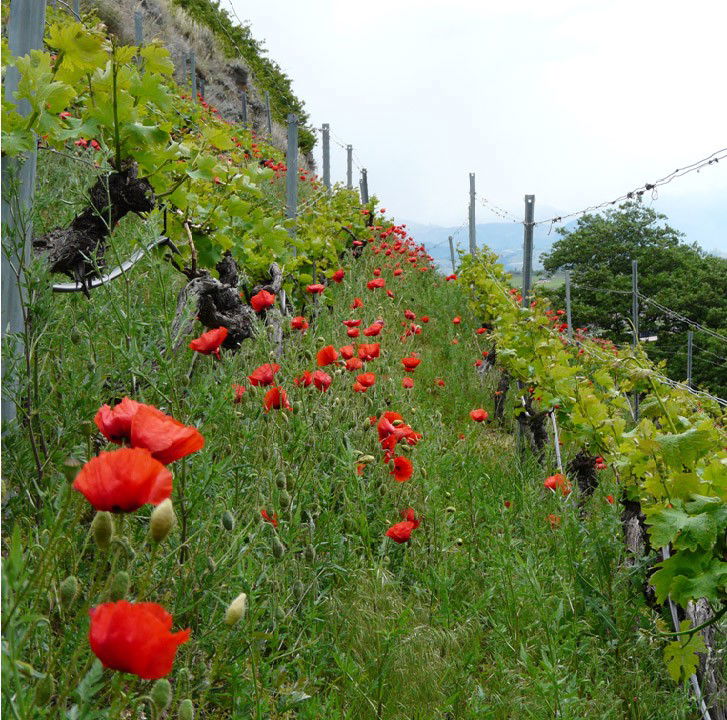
left=59, top=575, right=79, bottom=608
left=222, top=510, right=235, bottom=531
left=224, top=591, right=248, bottom=625
left=272, top=537, right=285, bottom=559
left=279, top=489, right=291, bottom=509
left=109, top=571, right=130, bottom=601
left=150, top=499, right=176, bottom=543
left=151, top=678, right=172, bottom=710
left=62, top=457, right=83, bottom=483
left=178, top=699, right=195, bottom=720
left=293, top=580, right=305, bottom=601
left=304, top=544, right=316, bottom=563
left=34, top=674, right=55, bottom=705
left=91, top=511, right=114, bottom=550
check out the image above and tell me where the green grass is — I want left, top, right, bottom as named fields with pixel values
left=1, top=153, right=697, bottom=718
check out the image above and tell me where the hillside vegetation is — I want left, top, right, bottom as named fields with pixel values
left=2, top=5, right=725, bottom=720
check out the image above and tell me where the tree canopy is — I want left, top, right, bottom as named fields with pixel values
left=541, top=202, right=727, bottom=399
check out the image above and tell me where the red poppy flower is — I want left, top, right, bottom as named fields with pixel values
left=386, top=290, right=395, bottom=298
left=263, top=386, right=292, bottom=412
left=343, top=319, right=362, bottom=328
left=421, top=316, right=429, bottom=323
left=363, top=322, right=383, bottom=337
left=401, top=356, right=421, bottom=371
left=373, top=268, right=382, bottom=277
left=358, top=343, right=380, bottom=362
left=474, top=359, right=483, bottom=367
left=307, top=283, right=326, bottom=294
left=233, top=384, right=245, bottom=403
left=294, top=371, right=314, bottom=387
left=250, top=290, right=275, bottom=313
left=366, top=278, right=386, bottom=290
left=452, top=316, right=461, bottom=325
left=504, top=500, right=511, bottom=509
left=261, top=509, right=278, bottom=527
left=543, top=473, right=571, bottom=497
left=385, top=508, right=420, bottom=543
left=189, top=327, right=228, bottom=359
left=404, top=309, right=416, bottom=320
left=346, top=357, right=364, bottom=371
left=351, top=297, right=364, bottom=309
left=356, top=372, right=376, bottom=388
left=446, top=274, right=457, bottom=281
left=248, top=363, right=281, bottom=387
left=476, top=328, right=487, bottom=335
left=331, top=269, right=345, bottom=283
left=469, top=409, right=488, bottom=423
left=291, top=316, right=309, bottom=331
left=606, top=494, right=615, bottom=504
left=312, top=370, right=332, bottom=392
left=89, top=601, right=190, bottom=679
left=434, top=378, right=445, bottom=387
left=390, top=456, right=413, bottom=482
left=73, top=448, right=172, bottom=512
left=356, top=463, right=365, bottom=476
left=317, top=345, right=339, bottom=367
left=94, top=397, right=142, bottom=443
left=352, top=381, right=367, bottom=392
left=129, top=405, right=205, bottom=465
left=336, top=345, right=353, bottom=361
left=402, top=377, right=414, bottom=389
left=347, top=328, right=360, bottom=338
left=548, top=514, right=561, bottom=529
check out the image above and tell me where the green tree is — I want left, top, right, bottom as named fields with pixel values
left=541, top=202, right=727, bottom=399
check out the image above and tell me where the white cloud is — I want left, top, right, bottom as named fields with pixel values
left=228, top=0, right=726, bottom=242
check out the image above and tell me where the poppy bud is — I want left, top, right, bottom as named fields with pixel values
left=224, top=591, right=248, bottom=625
left=178, top=699, right=195, bottom=720
left=445, top=506, right=456, bottom=514
left=304, top=544, right=316, bottom=563
left=62, top=456, right=83, bottom=483
left=70, top=327, right=82, bottom=344
left=109, top=570, right=130, bottom=601
left=151, top=679, right=172, bottom=710
left=293, top=580, right=305, bottom=600
left=358, top=455, right=375, bottom=463
left=91, top=511, right=114, bottom=550
left=279, top=489, right=291, bottom=509
left=455, top=538, right=464, bottom=546
left=275, top=606, right=286, bottom=622
left=34, top=674, right=55, bottom=706
left=110, top=535, right=135, bottom=559
left=60, top=575, right=79, bottom=608
left=272, top=537, right=285, bottom=559
left=222, top=511, right=235, bottom=531
left=150, top=499, right=176, bottom=543
left=276, top=473, right=287, bottom=489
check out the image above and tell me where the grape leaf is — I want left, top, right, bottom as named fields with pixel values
left=663, top=620, right=706, bottom=683
left=657, top=428, right=714, bottom=468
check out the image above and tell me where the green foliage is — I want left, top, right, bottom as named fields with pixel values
left=458, top=247, right=727, bottom=674
left=170, top=0, right=315, bottom=154
left=540, top=202, right=727, bottom=398
left=664, top=621, right=706, bottom=684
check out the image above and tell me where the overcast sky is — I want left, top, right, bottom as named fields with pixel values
left=229, top=0, right=726, bottom=247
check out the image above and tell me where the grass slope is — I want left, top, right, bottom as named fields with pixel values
left=2, top=157, right=696, bottom=719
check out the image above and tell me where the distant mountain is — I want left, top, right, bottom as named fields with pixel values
left=404, top=220, right=575, bottom=271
